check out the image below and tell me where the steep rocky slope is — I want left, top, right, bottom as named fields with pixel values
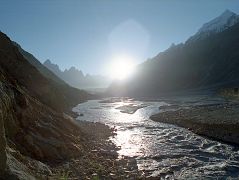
left=13, top=42, right=66, bottom=85
left=0, top=31, right=88, bottom=178
left=0, top=33, right=90, bottom=112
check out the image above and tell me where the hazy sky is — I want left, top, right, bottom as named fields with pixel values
left=0, top=0, right=239, bottom=75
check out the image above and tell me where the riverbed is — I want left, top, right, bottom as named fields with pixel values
left=73, top=96, right=239, bottom=179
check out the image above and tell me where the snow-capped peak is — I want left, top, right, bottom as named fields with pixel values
left=188, top=10, right=239, bottom=42
left=197, top=10, right=238, bottom=34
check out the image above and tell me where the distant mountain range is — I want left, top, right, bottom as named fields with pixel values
left=108, top=10, right=239, bottom=97
left=43, top=60, right=111, bottom=90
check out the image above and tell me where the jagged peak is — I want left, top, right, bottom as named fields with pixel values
left=43, top=59, right=61, bottom=72
left=64, top=66, right=84, bottom=76
left=221, top=9, right=236, bottom=17
left=197, top=9, right=238, bottom=34
left=187, top=10, right=239, bottom=43
left=69, top=66, right=77, bottom=71
left=44, top=59, right=52, bottom=64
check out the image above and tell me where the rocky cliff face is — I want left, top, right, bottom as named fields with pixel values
left=0, top=31, right=90, bottom=179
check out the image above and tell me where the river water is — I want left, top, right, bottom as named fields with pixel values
left=73, top=97, right=239, bottom=179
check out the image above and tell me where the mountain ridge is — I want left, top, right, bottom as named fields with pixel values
left=188, top=10, right=239, bottom=42
left=13, top=42, right=66, bottom=85
left=108, top=10, right=239, bottom=97
left=44, top=59, right=111, bottom=89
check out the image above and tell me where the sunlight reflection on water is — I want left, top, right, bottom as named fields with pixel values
left=73, top=98, right=239, bottom=179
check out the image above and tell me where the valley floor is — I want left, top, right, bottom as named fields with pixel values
left=150, top=101, right=239, bottom=146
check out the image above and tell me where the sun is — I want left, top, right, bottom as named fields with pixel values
left=109, top=55, right=136, bottom=80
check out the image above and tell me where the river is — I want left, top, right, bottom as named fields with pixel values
left=73, top=96, right=239, bottom=179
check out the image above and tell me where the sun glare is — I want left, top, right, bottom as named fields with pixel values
left=110, top=55, right=136, bottom=80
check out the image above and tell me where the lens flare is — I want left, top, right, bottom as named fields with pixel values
left=109, top=55, right=136, bottom=80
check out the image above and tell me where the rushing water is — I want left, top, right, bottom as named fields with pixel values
left=73, top=97, right=239, bottom=179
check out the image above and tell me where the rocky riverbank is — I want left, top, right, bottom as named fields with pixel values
left=150, top=102, right=239, bottom=145
left=3, top=119, right=144, bottom=179
left=49, top=121, right=144, bottom=179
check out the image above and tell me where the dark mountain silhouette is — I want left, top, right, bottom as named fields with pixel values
left=12, top=42, right=91, bottom=112
left=13, top=42, right=66, bottom=85
left=108, top=10, right=239, bottom=97
left=0, top=31, right=91, bottom=178
left=44, top=60, right=111, bottom=89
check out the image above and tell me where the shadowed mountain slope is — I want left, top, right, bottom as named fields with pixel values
left=12, top=42, right=66, bottom=85
left=0, top=31, right=91, bottom=178
left=2, top=38, right=91, bottom=112
left=108, top=11, right=239, bottom=97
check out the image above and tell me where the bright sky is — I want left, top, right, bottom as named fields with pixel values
left=0, top=0, right=239, bottom=75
